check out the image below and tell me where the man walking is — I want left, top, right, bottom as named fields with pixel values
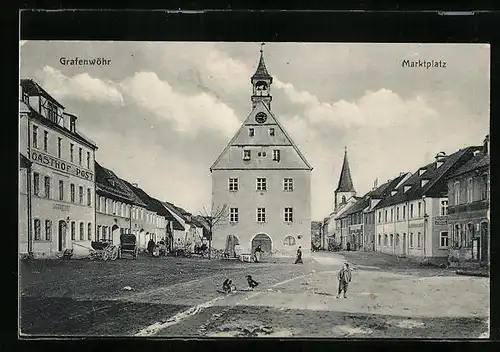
left=336, top=262, right=352, bottom=299
left=294, top=246, right=303, bottom=264
left=254, top=245, right=263, bottom=263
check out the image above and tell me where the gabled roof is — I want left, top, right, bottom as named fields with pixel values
left=336, top=148, right=355, bottom=192
left=120, top=179, right=158, bottom=213
left=341, top=173, right=408, bottom=218
left=211, top=100, right=312, bottom=171
left=20, top=79, right=65, bottom=108
left=95, top=162, right=146, bottom=206
left=447, top=151, right=489, bottom=179
left=162, top=201, right=189, bottom=222
left=373, top=146, right=482, bottom=210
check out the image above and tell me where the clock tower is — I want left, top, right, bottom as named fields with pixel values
left=251, top=43, right=273, bottom=109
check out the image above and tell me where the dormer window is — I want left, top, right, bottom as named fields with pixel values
left=46, top=100, right=58, bottom=123
left=70, top=118, right=76, bottom=132
left=404, top=185, right=411, bottom=193
left=269, top=128, right=275, bottom=136
left=421, top=179, right=429, bottom=187
left=419, top=168, right=426, bottom=176
left=243, top=150, right=251, bottom=161
left=249, top=128, right=255, bottom=137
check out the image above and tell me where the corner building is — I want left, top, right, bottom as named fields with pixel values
left=210, top=48, right=313, bottom=257
left=19, top=79, right=97, bottom=256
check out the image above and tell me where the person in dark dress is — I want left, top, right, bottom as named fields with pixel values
left=294, top=246, right=303, bottom=264
left=147, top=238, right=155, bottom=255
left=254, top=245, right=263, bottom=263
left=346, top=242, right=351, bottom=251
left=246, top=275, right=259, bottom=290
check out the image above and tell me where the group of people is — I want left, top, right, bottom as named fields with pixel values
left=147, top=238, right=167, bottom=258
left=219, top=275, right=260, bottom=294
left=252, top=244, right=303, bottom=264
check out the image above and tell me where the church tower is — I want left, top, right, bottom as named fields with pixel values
left=211, top=44, right=313, bottom=258
left=334, top=146, right=356, bottom=210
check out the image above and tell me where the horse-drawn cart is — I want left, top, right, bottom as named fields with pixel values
left=118, top=234, right=139, bottom=259
left=90, top=241, right=119, bottom=261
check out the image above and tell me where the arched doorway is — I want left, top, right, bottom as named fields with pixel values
left=111, top=224, right=120, bottom=245
left=224, top=235, right=240, bottom=258
left=251, top=233, right=272, bottom=254
left=58, top=220, right=67, bottom=251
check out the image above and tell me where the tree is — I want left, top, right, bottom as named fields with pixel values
left=199, top=202, right=228, bottom=259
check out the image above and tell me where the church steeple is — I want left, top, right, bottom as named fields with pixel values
left=334, top=146, right=356, bottom=211
left=251, top=43, right=273, bottom=109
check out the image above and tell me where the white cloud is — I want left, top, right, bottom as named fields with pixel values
left=120, top=71, right=241, bottom=137
left=36, top=66, right=124, bottom=105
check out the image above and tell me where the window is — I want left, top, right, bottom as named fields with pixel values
left=284, top=236, right=296, bottom=246
left=440, top=231, right=449, bottom=248
left=396, top=207, right=400, bottom=221
left=43, top=131, right=48, bottom=152
left=79, top=148, right=83, bottom=165
left=378, top=211, right=381, bottom=223
left=33, top=172, right=40, bottom=196
left=79, top=222, right=84, bottom=240
left=384, top=234, right=388, bottom=246
left=454, top=181, right=460, bottom=205
left=228, top=178, right=239, bottom=191
left=410, top=204, right=414, bottom=218
left=71, top=221, right=76, bottom=240
left=70, top=144, right=74, bottom=162
left=70, top=118, right=76, bottom=133
left=440, top=200, right=448, bottom=216
left=390, top=209, right=393, bottom=222
left=58, top=138, right=62, bottom=158
left=395, top=234, right=400, bottom=246
left=257, top=208, right=266, bottom=223
left=269, top=128, right=275, bottom=136
left=378, top=234, right=381, bottom=246
left=34, top=219, right=41, bottom=240
left=121, top=203, right=125, bottom=217
left=230, top=208, right=239, bottom=223
left=45, top=220, right=52, bottom=241
left=44, top=176, right=51, bottom=198
left=88, top=223, right=92, bottom=241
left=410, top=233, right=414, bottom=247
left=87, top=188, right=92, bottom=206
left=342, top=195, right=346, bottom=203
left=384, top=210, right=388, bottom=222
left=467, top=178, right=473, bottom=203
left=249, top=128, right=255, bottom=137
left=97, top=225, right=101, bottom=241
left=481, top=174, right=489, bottom=200
left=390, top=234, right=394, bottom=247
left=70, top=183, right=75, bottom=202
left=283, top=178, right=294, bottom=191
left=402, top=205, right=406, bottom=220
left=284, top=207, right=293, bottom=222
left=256, top=177, right=267, bottom=191
left=32, top=125, right=38, bottom=148
left=58, top=180, right=64, bottom=201
left=46, top=100, right=58, bottom=122
left=87, top=152, right=90, bottom=169
left=273, top=149, right=280, bottom=161
left=418, top=202, right=422, bottom=217
left=243, top=150, right=251, bottom=160
left=79, top=186, right=84, bottom=204
left=417, top=232, right=422, bottom=248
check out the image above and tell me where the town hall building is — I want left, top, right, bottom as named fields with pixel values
left=210, top=46, right=313, bottom=258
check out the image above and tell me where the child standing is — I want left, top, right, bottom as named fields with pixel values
left=336, top=262, right=352, bottom=299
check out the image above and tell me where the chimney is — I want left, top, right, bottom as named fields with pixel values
left=399, top=172, right=405, bottom=177
left=484, top=135, right=489, bottom=155
left=132, top=183, right=138, bottom=187
left=435, top=151, right=446, bottom=168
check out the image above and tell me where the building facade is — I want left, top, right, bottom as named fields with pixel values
left=95, top=162, right=147, bottom=246
left=373, top=147, right=481, bottom=264
left=19, top=79, right=98, bottom=257
left=446, top=135, right=490, bottom=267
left=211, top=48, right=313, bottom=257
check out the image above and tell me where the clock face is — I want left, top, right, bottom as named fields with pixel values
left=255, top=112, right=267, bottom=124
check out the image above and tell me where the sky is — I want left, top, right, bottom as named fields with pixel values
left=19, top=41, right=490, bottom=220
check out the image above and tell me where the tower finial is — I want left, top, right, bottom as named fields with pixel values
left=260, top=42, right=265, bottom=54
left=345, top=145, right=347, bottom=153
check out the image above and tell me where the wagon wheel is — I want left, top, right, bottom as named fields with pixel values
left=109, top=246, right=119, bottom=261
left=102, top=249, right=109, bottom=261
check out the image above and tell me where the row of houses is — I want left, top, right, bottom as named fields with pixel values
left=321, top=138, right=490, bottom=267
left=19, top=78, right=209, bottom=257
